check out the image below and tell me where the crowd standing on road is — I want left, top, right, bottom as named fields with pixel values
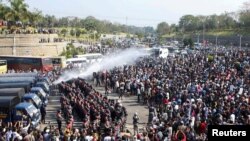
left=93, top=48, right=250, bottom=141
left=0, top=47, right=250, bottom=141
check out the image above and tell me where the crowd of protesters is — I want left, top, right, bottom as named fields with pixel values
left=1, top=46, right=249, bottom=141
left=93, top=47, right=250, bottom=140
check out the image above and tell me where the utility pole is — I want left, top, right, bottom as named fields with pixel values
left=197, top=33, right=200, bottom=44
left=126, top=17, right=128, bottom=34
left=202, top=22, right=205, bottom=46
left=215, top=35, right=218, bottom=58
left=216, top=35, right=218, bottom=48
left=239, top=35, right=242, bottom=50
left=216, top=21, right=219, bottom=56
left=94, top=31, right=95, bottom=44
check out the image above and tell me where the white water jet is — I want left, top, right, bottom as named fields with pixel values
left=54, top=48, right=148, bottom=84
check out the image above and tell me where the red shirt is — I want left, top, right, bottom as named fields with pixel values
left=199, top=122, right=207, bottom=133
left=163, top=98, right=169, bottom=105
left=174, top=131, right=187, bottom=141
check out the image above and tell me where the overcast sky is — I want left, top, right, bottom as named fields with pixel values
left=25, top=0, right=247, bottom=27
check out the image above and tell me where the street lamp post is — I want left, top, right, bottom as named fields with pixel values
left=93, top=31, right=96, bottom=44
left=182, top=25, right=185, bottom=41
left=67, top=19, right=70, bottom=38
left=197, top=33, right=200, bottom=44
left=239, top=35, right=242, bottom=50
left=215, top=35, right=218, bottom=58
left=203, top=21, right=205, bottom=46
left=230, top=42, right=233, bottom=52
left=216, top=35, right=218, bottom=47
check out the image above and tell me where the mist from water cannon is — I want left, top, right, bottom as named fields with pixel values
left=53, top=47, right=149, bottom=84
left=53, top=69, right=80, bottom=84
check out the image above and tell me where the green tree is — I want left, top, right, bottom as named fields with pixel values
left=60, top=28, right=67, bottom=37
left=183, top=38, right=194, bottom=48
left=217, top=13, right=236, bottom=29
left=60, top=43, right=85, bottom=58
left=28, top=9, right=42, bottom=27
left=179, top=15, right=198, bottom=32
left=83, top=16, right=98, bottom=31
left=143, top=26, right=155, bottom=34
left=5, top=0, right=29, bottom=24
left=156, top=22, right=170, bottom=36
left=135, top=32, right=144, bottom=40
left=42, top=15, right=57, bottom=28
left=106, top=39, right=113, bottom=47
left=205, top=15, right=218, bottom=30
left=183, top=38, right=189, bottom=47
left=170, top=24, right=178, bottom=33
left=71, top=17, right=81, bottom=27
left=239, top=1, right=250, bottom=28
left=75, top=28, right=81, bottom=37
left=89, top=31, right=100, bottom=40
left=0, top=2, right=10, bottom=20
left=58, top=17, right=69, bottom=27
left=81, top=28, right=87, bottom=34
left=70, top=29, right=75, bottom=37
left=188, top=38, right=194, bottom=48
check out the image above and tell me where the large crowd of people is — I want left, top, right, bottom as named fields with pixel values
left=93, top=47, right=250, bottom=140
left=0, top=46, right=249, bottom=141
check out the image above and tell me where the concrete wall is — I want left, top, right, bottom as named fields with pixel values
left=0, top=34, right=67, bottom=56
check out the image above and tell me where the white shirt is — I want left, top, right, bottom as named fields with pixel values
left=85, top=135, right=93, bottom=141
left=162, top=113, right=168, bottom=121
left=230, top=114, right=235, bottom=123
left=115, top=81, right=119, bottom=88
left=6, top=130, right=12, bottom=141
left=12, top=132, right=23, bottom=141
left=104, top=136, right=112, bottom=141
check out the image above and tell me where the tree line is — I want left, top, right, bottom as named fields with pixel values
left=1, top=0, right=250, bottom=37
left=0, top=0, right=154, bottom=35
left=156, top=1, right=250, bottom=36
